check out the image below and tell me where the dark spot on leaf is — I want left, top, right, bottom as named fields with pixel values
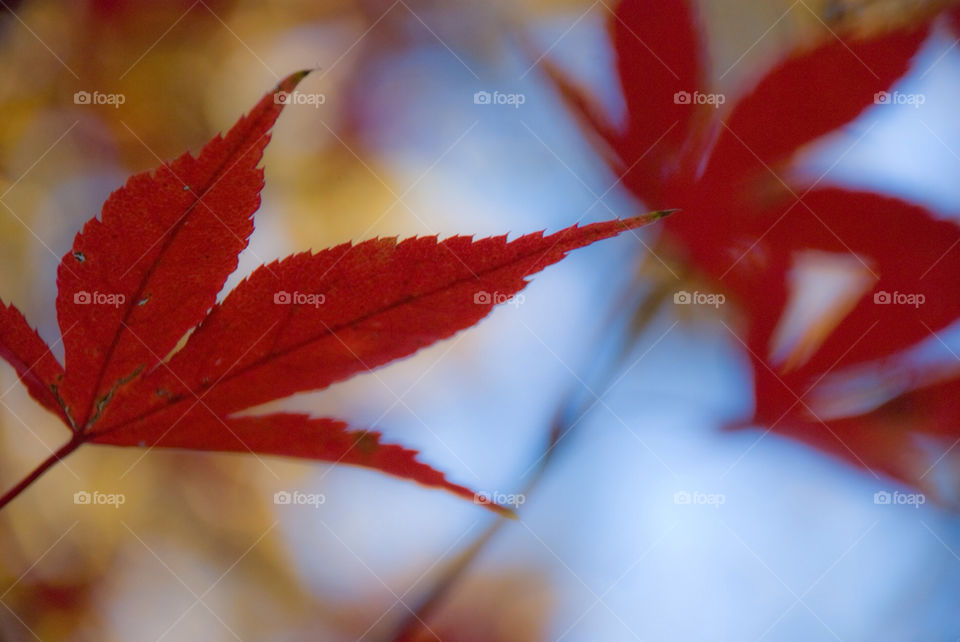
left=355, top=431, right=378, bottom=456
left=73, top=251, right=85, bottom=262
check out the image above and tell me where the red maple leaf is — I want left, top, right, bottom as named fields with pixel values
left=0, top=70, right=669, bottom=513
left=548, top=0, right=960, bottom=497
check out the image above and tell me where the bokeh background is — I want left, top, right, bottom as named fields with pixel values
left=0, top=0, right=959, bottom=640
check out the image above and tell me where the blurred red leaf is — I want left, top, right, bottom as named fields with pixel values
left=551, top=0, right=959, bottom=494
left=702, top=23, right=930, bottom=188
left=746, top=368, right=960, bottom=502
left=612, top=0, right=707, bottom=202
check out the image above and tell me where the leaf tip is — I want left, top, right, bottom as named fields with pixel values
left=609, top=209, right=679, bottom=233
left=649, top=208, right=680, bottom=220
left=292, top=68, right=313, bottom=81
left=275, top=69, right=313, bottom=95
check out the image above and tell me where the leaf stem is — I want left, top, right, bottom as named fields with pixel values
left=0, top=435, right=83, bottom=511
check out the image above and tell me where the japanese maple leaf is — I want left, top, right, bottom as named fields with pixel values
left=0, top=70, right=670, bottom=513
left=548, top=0, right=960, bottom=495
